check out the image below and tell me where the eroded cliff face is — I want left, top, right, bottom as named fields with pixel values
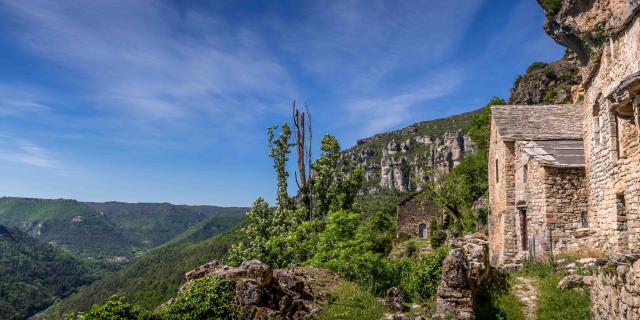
left=509, top=52, right=582, bottom=105
left=341, top=111, right=479, bottom=193
left=539, top=0, right=637, bottom=65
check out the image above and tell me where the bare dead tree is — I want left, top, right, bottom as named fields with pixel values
left=292, top=100, right=312, bottom=217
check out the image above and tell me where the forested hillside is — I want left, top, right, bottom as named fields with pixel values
left=0, top=198, right=246, bottom=263
left=0, top=225, right=99, bottom=320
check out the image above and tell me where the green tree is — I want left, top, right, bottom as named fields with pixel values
left=467, top=97, right=506, bottom=152
left=64, top=295, right=155, bottom=320
left=267, top=124, right=294, bottom=210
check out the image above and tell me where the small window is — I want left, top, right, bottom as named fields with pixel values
left=593, top=104, right=601, bottom=147
left=523, top=164, right=528, bottom=185
left=581, top=212, right=588, bottom=228
left=495, top=159, right=499, bottom=183
left=617, top=194, right=626, bottom=213
left=418, top=224, right=427, bottom=239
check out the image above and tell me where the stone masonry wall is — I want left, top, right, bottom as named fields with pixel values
left=582, top=12, right=640, bottom=254
left=590, top=254, right=640, bottom=320
left=396, top=195, right=438, bottom=238
left=513, top=143, right=589, bottom=260
left=488, top=122, right=518, bottom=266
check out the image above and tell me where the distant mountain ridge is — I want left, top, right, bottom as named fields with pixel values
left=0, top=197, right=248, bottom=263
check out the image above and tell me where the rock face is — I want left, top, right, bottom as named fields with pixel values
left=342, top=111, right=478, bottom=194
left=180, top=260, right=340, bottom=320
left=509, top=53, right=582, bottom=105
left=538, top=0, right=636, bottom=65
left=433, top=233, right=490, bottom=320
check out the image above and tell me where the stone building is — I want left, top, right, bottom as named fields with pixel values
left=488, top=105, right=586, bottom=266
left=396, top=193, right=442, bottom=239
left=575, top=3, right=640, bottom=254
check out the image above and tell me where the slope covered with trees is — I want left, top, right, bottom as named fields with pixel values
left=0, top=225, right=99, bottom=320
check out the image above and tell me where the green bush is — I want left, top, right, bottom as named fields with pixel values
left=161, top=276, right=238, bottom=320
left=539, top=0, right=563, bottom=19
left=64, top=295, right=155, bottom=320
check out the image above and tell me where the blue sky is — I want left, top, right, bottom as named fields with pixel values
left=0, top=0, right=564, bottom=206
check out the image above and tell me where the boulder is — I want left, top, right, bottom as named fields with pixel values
left=558, top=274, right=584, bottom=290
left=385, top=287, right=404, bottom=312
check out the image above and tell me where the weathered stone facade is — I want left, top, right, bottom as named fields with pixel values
left=488, top=105, right=585, bottom=266
left=578, top=3, right=640, bottom=255
left=513, top=141, right=589, bottom=261
left=396, top=193, right=441, bottom=239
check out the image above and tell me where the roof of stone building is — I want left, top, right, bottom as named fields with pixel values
left=521, top=140, right=585, bottom=168
left=491, top=105, right=583, bottom=141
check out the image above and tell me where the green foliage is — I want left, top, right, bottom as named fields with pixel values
left=268, top=124, right=294, bottom=209
left=467, top=97, right=506, bottom=153
left=476, top=273, right=526, bottom=320
left=428, top=221, right=447, bottom=249
left=526, top=62, right=548, bottom=74
left=64, top=295, right=155, bottom=320
left=317, top=283, right=385, bottom=320
left=160, top=276, right=239, bottom=320
left=66, top=277, right=239, bottom=320
left=0, top=226, right=99, bottom=320
left=42, top=224, right=247, bottom=319
left=536, top=274, right=590, bottom=320
left=0, top=197, right=246, bottom=261
left=539, top=0, right=562, bottom=19
left=403, top=248, right=448, bottom=301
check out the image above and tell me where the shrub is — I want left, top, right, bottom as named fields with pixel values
left=539, top=0, right=563, bottom=19
left=429, top=224, right=447, bottom=249
left=160, top=276, right=239, bottom=320
left=64, top=295, right=155, bottom=320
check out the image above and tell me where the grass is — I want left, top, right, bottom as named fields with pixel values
left=476, top=273, right=526, bottom=320
left=317, top=283, right=385, bottom=320
left=536, top=274, right=590, bottom=320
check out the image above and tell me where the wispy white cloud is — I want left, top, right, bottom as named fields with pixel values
left=0, top=0, right=296, bottom=127
left=0, top=135, right=57, bottom=168
left=343, top=69, right=464, bottom=137
left=0, top=84, right=52, bottom=117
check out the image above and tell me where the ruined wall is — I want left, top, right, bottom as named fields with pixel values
left=396, top=195, right=438, bottom=238
left=590, top=254, right=640, bottom=320
left=433, top=233, right=490, bottom=320
left=582, top=12, right=640, bottom=254
left=488, top=121, right=518, bottom=266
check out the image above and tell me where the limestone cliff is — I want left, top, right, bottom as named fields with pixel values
left=509, top=51, right=582, bottom=105
left=341, top=111, right=479, bottom=193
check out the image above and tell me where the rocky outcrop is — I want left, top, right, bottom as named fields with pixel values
left=432, top=233, right=490, bottom=320
left=372, top=130, right=474, bottom=193
left=178, top=260, right=340, bottom=320
left=341, top=110, right=480, bottom=194
left=539, top=0, right=638, bottom=65
left=509, top=52, right=581, bottom=105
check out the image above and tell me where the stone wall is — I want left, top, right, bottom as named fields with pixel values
left=589, top=254, right=640, bottom=319
left=432, top=233, right=490, bottom=320
left=396, top=194, right=439, bottom=238
left=512, top=142, right=590, bottom=260
left=581, top=11, right=640, bottom=254
left=488, top=121, right=518, bottom=266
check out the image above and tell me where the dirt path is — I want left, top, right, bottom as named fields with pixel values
left=512, top=276, right=538, bottom=320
